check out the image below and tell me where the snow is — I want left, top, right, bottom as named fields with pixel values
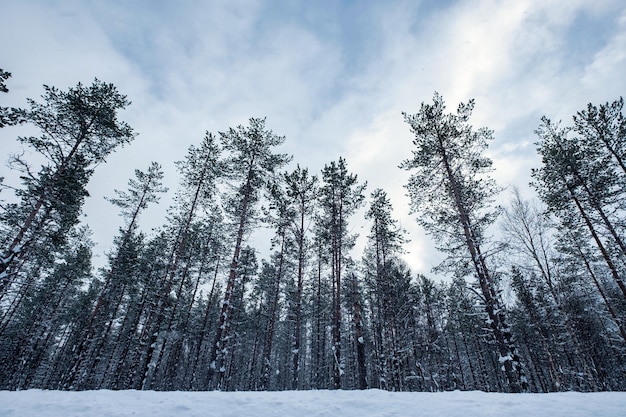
left=498, top=354, right=513, bottom=363
left=1, top=390, right=624, bottom=417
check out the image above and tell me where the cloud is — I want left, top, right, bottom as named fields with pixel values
left=2, top=0, right=625, bottom=280
left=336, top=0, right=626, bottom=276
left=580, top=9, right=626, bottom=100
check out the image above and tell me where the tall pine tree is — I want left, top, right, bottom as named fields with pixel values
left=400, top=93, right=526, bottom=392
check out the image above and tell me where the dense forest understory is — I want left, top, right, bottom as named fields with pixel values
left=1, top=69, right=625, bottom=392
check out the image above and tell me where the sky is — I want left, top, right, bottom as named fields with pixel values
left=1, top=0, right=626, bottom=278
left=2, top=388, right=626, bottom=416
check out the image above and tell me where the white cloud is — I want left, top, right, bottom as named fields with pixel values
left=580, top=9, right=626, bottom=99
left=2, top=0, right=625, bottom=279
left=337, top=0, right=626, bottom=276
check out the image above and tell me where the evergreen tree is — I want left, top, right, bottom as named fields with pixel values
left=0, top=226, right=93, bottom=389
left=0, top=68, right=22, bottom=128
left=573, top=98, right=626, bottom=181
left=445, top=276, right=487, bottom=391
left=219, top=246, right=258, bottom=390
left=283, top=166, right=318, bottom=389
left=0, top=158, right=91, bottom=324
left=310, top=227, right=333, bottom=389
left=533, top=113, right=626, bottom=301
left=501, top=190, right=608, bottom=390
left=400, top=93, right=526, bottom=392
left=65, top=162, right=167, bottom=389
left=362, top=188, right=406, bottom=390
left=0, top=79, right=135, bottom=288
left=138, top=134, right=222, bottom=390
left=208, top=118, right=291, bottom=389
left=317, top=157, right=366, bottom=389
left=257, top=179, right=297, bottom=390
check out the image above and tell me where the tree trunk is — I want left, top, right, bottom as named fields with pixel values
left=0, top=127, right=88, bottom=278
left=574, top=237, right=626, bottom=343
left=209, top=161, right=254, bottom=389
left=568, top=186, right=626, bottom=300
left=438, top=136, right=525, bottom=392
left=292, top=212, right=305, bottom=390
left=351, top=273, right=367, bottom=389
left=260, top=232, right=285, bottom=390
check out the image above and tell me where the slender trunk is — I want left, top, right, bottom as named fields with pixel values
left=516, top=276, right=561, bottom=391
left=172, top=242, right=213, bottom=388
left=315, top=243, right=324, bottom=389
left=332, top=194, right=343, bottom=389
left=246, top=304, right=263, bottom=390
left=351, top=273, right=367, bottom=389
left=88, top=191, right=147, bottom=324
left=85, top=282, right=127, bottom=388
left=188, top=256, right=219, bottom=389
left=103, top=288, right=140, bottom=389
left=292, top=211, right=305, bottom=390
left=0, top=205, right=53, bottom=301
left=113, top=279, right=151, bottom=389
left=332, top=232, right=341, bottom=389
left=209, top=160, right=255, bottom=389
left=148, top=252, right=194, bottom=389
left=587, top=116, right=626, bottom=177
left=568, top=186, right=626, bottom=299
left=553, top=136, right=626, bottom=297
left=438, top=136, right=524, bottom=392
left=138, top=159, right=211, bottom=390
left=222, top=272, right=250, bottom=391
left=260, top=232, right=286, bottom=390
left=575, top=238, right=626, bottom=343
left=0, top=127, right=88, bottom=277
left=521, top=212, right=598, bottom=390
left=576, top=173, right=626, bottom=257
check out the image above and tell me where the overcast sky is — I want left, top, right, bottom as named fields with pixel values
left=1, top=0, right=625, bottom=277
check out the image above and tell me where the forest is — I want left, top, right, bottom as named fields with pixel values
left=1, top=69, right=625, bottom=393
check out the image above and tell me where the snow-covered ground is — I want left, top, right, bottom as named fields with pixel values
left=1, top=389, right=625, bottom=417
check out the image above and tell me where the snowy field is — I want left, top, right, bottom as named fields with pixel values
left=1, top=389, right=626, bottom=417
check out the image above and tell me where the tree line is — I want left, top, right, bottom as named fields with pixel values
left=1, top=69, right=625, bottom=392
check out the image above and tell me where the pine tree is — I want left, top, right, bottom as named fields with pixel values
left=65, top=162, right=167, bottom=389
left=0, top=68, right=21, bottom=128
left=283, top=166, right=318, bottom=389
left=208, top=118, right=291, bottom=389
left=573, top=98, right=626, bottom=181
left=318, top=157, right=366, bottom=389
left=0, top=79, right=135, bottom=290
left=400, top=93, right=526, bottom=392
left=348, top=272, right=367, bottom=389
left=533, top=118, right=626, bottom=300
left=138, top=133, right=221, bottom=390
left=0, top=158, right=91, bottom=335
left=362, top=188, right=406, bottom=390
left=219, top=246, right=258, bottom=390
left=255, top=176, right=307, bottom=390
left=501, top=189, right=607, bottom=390
left=0, top=226, right=93, bottom=389
left=310, top=227, right=333, bottom=389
